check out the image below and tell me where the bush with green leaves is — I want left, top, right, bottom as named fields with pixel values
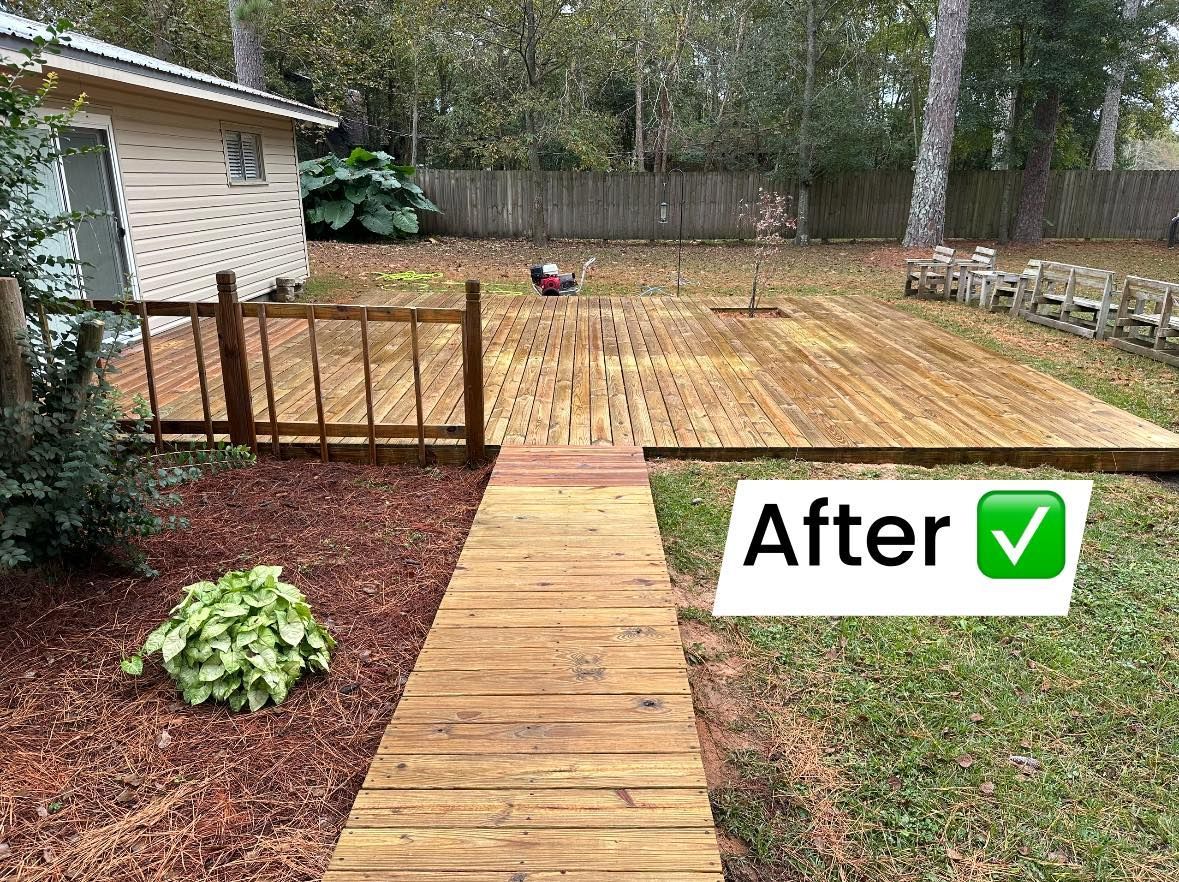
left=1, top=28, right=253, bottom=571
left=123, top=566, right=336, bottom=712
left=299, top=147, right=438, bottom=238
left=1, top=22, right=93, bottom=304
left=0, top=334, right=254, bottom=569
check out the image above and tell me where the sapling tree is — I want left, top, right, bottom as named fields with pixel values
left=743, top=189, right=796, bottom=316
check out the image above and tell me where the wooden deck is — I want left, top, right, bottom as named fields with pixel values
left=114, top=293, right=1179, bottom=470
left=324, top=445, right=722, bottom=881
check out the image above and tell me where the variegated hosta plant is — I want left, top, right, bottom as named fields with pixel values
left=122, top=566, right=335, bottom=712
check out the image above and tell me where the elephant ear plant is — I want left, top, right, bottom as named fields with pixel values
left=123, top=566, right=335, bottom=712
left=299, top=147, right=438, bottom=238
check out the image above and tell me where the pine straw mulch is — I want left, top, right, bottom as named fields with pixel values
left=0, top=458, right=491, bottom=882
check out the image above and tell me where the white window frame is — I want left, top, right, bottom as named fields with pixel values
left=221, top=124, right=267, bottom=186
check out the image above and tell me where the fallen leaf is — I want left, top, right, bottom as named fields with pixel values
left=156, top=729, right=172, bottom=749
left=36, top=804, right=49, bottom=819
left=114, top=788, right=136, bottom=806
left=1009, top=755, right=1043, bottom=774
left=969, top=712, right=984, bottom=723
left=947, top=847, right=965, bottom=861
left=956, top=754, right=975, bottom=769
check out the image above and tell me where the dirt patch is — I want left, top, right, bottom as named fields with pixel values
left=307, top=237, right=1179, bottom=303
left=679, top=615, right=871, bottom=879
left=0, top=459, right=490, bottom=882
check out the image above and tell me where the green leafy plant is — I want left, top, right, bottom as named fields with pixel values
left=0, top=28, right=254, bottom=571
left=1, top=21, right=94, bottom=307
left=123, top=566, right=335, bottom=712
left=299, top=147, right=438, bottom=239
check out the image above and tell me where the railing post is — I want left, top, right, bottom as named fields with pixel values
left=214, top=271, right=256, bottom=451
left=462, top=279, right=485, bottom=464
left=0, top=277, right=34, bottom=448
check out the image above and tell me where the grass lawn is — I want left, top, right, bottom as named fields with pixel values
left=306, top=238, right=1179, bottom=431
left=651, top=459, right=1179, bottom=882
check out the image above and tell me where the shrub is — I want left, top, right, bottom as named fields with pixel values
left=123, top=566, right=336, bottom=712
left=1, top=22, right=92, bottom=304
left=299, top=147, right=438, bottom=239
left=0, top=338, right=253, bottom=569
left=0, top=27, right=252, bottom=571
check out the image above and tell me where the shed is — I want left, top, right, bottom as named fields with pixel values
left=0, top=12, right=338, bottom=313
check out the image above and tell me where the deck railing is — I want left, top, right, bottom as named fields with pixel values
left=86, top=271, right=486, bottom=466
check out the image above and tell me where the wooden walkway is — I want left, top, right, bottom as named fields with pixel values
left=324, top=446, right=722, bottom=881
left=114, top=294, right=1179, bottom=471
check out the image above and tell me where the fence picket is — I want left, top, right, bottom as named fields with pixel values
left=415, top=169, right=1179, bottom=241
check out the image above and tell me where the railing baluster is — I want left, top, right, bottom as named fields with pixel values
left=409, top=307, right=426, bottom=466
left=462, top=280, right=486, bottom=464
left=188, top=303, right=214, bottom=447
left=256, top=303, right=281, bottom=457
left=138, top=301, right=163, bottom=451
left=359, top=306, right=377, bottom=465
left=305, top=304, right=328, bottom=463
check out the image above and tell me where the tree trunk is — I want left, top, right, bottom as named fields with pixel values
left=342, top=89, right=368, bottom=146
left=1091, top=0, right=1141, bottom=170
left=633, top=38, right=645, bottom=172
left=149, top=4, right=173, bottom=62
left=1012, top=88, right=1061, bottom=242
left=795, top=0, right=817, bottom=246
left=994, top=86, right=1020, bottom=243
left=227, top=0, right=265, bottom=91
left=654, top=82, right=672, bottom=174
left=525, top=110, right=547, bottom=248
left=902, top=0, right=971, bottom=247
left=409, top=64, right=420, bottom=165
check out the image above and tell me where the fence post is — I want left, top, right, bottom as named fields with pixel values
left=462, top=279, right=485, bottom=464
left=0, top=278, right=34, bottom=446
left=70, top=318, right=106, bottom=404
left=214, top=271, right=257, bottom=451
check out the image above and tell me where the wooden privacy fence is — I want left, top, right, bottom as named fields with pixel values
left=86, top=272, right=486, bottom=465
left=415, top=168, right=1179, bottom=242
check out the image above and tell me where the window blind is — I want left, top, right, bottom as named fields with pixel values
left=225, top=130, right=264, bottom=182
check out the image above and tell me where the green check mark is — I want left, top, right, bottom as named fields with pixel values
left=977, top=491, right=1066, bottom=579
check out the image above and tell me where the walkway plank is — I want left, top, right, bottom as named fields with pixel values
left=324, top=446, right=721, bottom=881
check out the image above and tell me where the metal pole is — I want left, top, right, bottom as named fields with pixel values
left=675, top=169, right=684, bottom=297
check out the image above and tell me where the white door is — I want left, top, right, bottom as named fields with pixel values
left=58, top=125, right=134, bottom=299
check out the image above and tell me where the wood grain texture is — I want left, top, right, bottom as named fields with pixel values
left=112, top=293, right=1179, bottom=472
left=325, top=446, right=720, bottom=878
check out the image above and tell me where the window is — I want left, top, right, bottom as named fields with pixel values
left=223, top=129, right=265, bottom=183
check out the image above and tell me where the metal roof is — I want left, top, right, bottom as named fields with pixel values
left=0, top=11, right=338, bottom=126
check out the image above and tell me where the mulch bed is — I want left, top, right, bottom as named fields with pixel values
left=0, top=458, right=490, bottom=882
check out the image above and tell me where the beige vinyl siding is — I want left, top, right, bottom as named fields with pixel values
left=54, top=75, right=310, bottom=306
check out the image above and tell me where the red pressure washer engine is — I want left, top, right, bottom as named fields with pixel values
left=530, top=262, right=577, bottom=295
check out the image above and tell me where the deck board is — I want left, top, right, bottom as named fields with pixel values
left=113, top=293, right=1179, bottom=470
left=323, top=446, right=721, bottom=881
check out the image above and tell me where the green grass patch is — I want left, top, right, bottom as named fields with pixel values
left=652, top=460, right=1179, bottom=882
left=299, top=273, right=352, bottom=302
